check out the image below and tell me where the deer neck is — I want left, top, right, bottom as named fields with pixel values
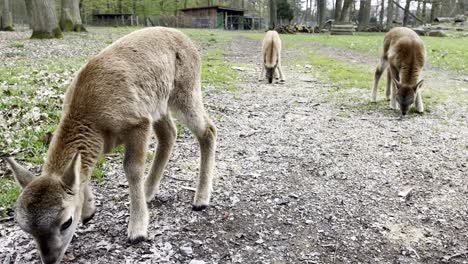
left=43, top=117, right=103, bottom=179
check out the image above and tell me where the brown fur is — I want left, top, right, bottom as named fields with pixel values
left=259, top=30, right=285, bottom=83
left=372, top=27, right=426, bottom=115
left=6, top=27, right=217, bottom=264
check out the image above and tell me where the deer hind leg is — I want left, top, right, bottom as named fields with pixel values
left=123, top=120, right=150, bottom=243
left=145, top=115, right=177, bottom=202
left=81, top=184, right=96, bottom=224
left=385, top=69, right=392, bottom=100
left=372, top=57, right=388, bottom=103
left=172, top=96, right=217, bottom=211
left=389, top=66, right=399, bottom=110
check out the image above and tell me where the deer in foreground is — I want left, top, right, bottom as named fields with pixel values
left=372, top=27, right=426, bottom=116
left=259, top=30, right=285, bottom=84
left=5, top=27, right=217, bottom=264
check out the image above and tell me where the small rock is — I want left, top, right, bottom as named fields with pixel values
left=189, top=260, right=206, bottom=264
left=180, top=245, right=193, bottom=256
left=398, top=185, right=414, bottom=198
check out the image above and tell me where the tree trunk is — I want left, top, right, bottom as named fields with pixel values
left=358, top=0, right=371, bottom=31
left=339, top=0, right=353, bottom=22
left=379, top=0, right=385, bottom=27
left=304, top=0, right=310, bottom=24
left=269, top=0, right=277, bottom=29
left=357, top=0, right=366, bottom=27
left=421, top=0, right=427, bottom=23
left=457, top=0, right=466, bottom=15
left=334, top=0, right=343, bottom=20
left=403, top=0, right=411, bottom=26
left=1, top=0, right=14, bottom=31
left=317, top=0, right=326, bottom=28
left=386, top=0, right=393, bottom=30
left=60, top=0, right=85, bottom=32
left=430, top=0, right=441, bottom=22
left=29, top=0, right=63, bottom=38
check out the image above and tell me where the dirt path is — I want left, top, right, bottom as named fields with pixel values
left=1, top=33, right=467, bottom=264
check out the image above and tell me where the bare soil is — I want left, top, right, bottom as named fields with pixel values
left=1, top=30, right=467, bottom=264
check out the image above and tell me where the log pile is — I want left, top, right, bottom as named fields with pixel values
left=330, top=24, right=355, bottom=35
left=274, top=24, right=317, bottom=34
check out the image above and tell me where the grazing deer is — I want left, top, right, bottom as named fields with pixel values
left=259, top=30, right=285, bottom=84
left=5, top=27, right=217, bottom=264
left=372, top=27, right=426, bottom=116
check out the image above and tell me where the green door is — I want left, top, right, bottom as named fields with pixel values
left=217, top=12, right=223, bottom=29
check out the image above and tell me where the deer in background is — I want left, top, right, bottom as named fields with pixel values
left=259, top=30, right=285, bottom=84
left=6, top=27, right=217, bottom=264
left=372, top=27, right=426, bottom=116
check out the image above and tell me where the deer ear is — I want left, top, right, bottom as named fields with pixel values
left=4, top=158, right=35, bottom=189
left=415, top=80, right=424, bottom=91
left=62, top=153, right=81, bottom=192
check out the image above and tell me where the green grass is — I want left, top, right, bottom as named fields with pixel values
left=0, top=177, right=21, bottom=217
left=9, top=42, right=25, bottom=48
left=290, top=45, right=464, bottom=112
left=202, top=49, right=240, bottom=91
left=279, top=32, right=468, bottom=73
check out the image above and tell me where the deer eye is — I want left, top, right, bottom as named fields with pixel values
left=61, top=217, right=72, bottom=231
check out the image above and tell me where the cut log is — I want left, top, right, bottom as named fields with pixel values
left=331, top=31, right=354, bottom=35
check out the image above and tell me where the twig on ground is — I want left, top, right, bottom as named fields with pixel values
left=444, top=251, right=468, bottom=261
left=0, top=216, right=14, bottom=222
left=332, top=241, right=339, bottom=263
left=181, top=186, right=196, bottom=192
left=167, top=175, right=191, bottom=182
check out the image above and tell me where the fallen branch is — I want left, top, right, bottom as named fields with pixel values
left=181, top=186, right=196, bottom=192
left=0, top=216, right=14, bottom=222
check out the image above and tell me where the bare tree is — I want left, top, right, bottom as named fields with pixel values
left=421, top=0, right=427, bottom=23
left=339, top=0, right=354, bottom=22
left=430, top=0, right=441, bottom=22
left=304, top=0, right=311, bottom=23
left=28, top=0, right=63, bottom=38
left=317, top=0, right=326, bottom=28
left=403, top=0, right=412, bottom=26
left=1, top=0, right=14, bottom=31
left=379, top=0, right=385, bottom=27
left=334, top=0, right=343, bottom=20
left=269, top=0, right=277, bottom=29
left=386, top=0, right=393, bottom=29
left=60, top=0, right=85, bottom=32
left=358, top=0, right=371, bottom=31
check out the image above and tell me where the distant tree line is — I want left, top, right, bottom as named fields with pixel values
left=1, top=0, right=467, bottom=36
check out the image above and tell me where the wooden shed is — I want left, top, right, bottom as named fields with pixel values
left=179, top=6, right=245, bottom=29
left=91, top=13, right=136, bottom=26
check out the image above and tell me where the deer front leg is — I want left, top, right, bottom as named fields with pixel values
left=258, top=65, right=265, bottom=81
left=277, top=63, right=285, bottom=83
left=123, top=121, right=150, bottom=244
left=415, top=90, right=424, bottom=113
left=81, top=184, right=96, bottom=224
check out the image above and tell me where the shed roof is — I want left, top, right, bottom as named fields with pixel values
left=179, top=5, right=244, bottom=13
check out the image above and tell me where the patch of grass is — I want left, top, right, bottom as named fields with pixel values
left=201, top=49, right=239, bottom=90
left=0, top=177, right=20, bottom=217
left=9, top=42, right=25, bottom=48
left=5, top=51, right=26, bottom=58
left=280, top=32, right=468, bottom=73
left=292, top=49, right=459, bottom=112
left=92, top=157, right=107, bottom=183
